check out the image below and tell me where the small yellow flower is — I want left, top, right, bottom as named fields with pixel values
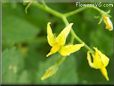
left=87, top=47, right=109, bottom=80
left=46, top=22, right=84, bottom=57
left=41, top=64, right=58, bottom=80
left=102, top=15, right=113, bottom=31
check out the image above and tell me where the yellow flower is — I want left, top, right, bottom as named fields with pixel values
left=102, top=15, right=113, bottom=31
left=41, top=64, right=58, bottom=80
left=87, top=47, right=109, bottom=80
left=46, top=22, right=84, bottom=57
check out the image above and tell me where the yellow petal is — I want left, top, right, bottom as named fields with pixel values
left=59, top=43, right=84, bottom=56
left=87, top=51, right=97, bottom=69
left=94, top=47, right=109, bottom=67
left=46, top=44, right=60, bottom=57
left=87, top=48, right=110, bottom=81
left=47, top=22, right=55, bottom=46
left=100, top=67, right=109, bottom=81
left=56, top=23, right=73, bottom=46
left=41, top=65, right=58, bottom=80
left=103, top=15, right=113, bottom=31
left=92, top=51, right=103, bottom=69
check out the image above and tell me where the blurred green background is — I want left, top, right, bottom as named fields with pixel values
left=2, top=2, right=114, bottom=84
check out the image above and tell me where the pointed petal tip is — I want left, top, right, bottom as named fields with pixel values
left=41, top=76, right=47, bottom=80
left=46, top=54, right=49, bottom=57
left=100, top=67, right=109, bottom=81
left=104, top=73, right=109, bottom=81
left=81, top=43, right=85, bottom=46
left=46, top=52, right=52, bottom=57
left=41, top=77, right=44, bottom=80
left=69, top=23, right=73, bottom=26
left=93, top=47, right=97, bottom=49
left=106, top=77, right=109, bottom=81
left=104, top=69, right=109, bottom=81
left=108, top=28, right=113, bottom=31
left=48, top=22, right=51, bottom=25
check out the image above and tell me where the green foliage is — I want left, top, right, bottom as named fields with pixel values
left=2, top=3, right=114, bottom=84
left=37, top=55, right=78, bottom=84
left=2, top=4, right=39, bottom=47
left=2, top=47, right=24, bottom=83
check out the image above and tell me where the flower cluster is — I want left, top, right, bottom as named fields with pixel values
left=41, top=13, right=113, bottom=81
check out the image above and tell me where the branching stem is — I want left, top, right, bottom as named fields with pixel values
left=33, top=2, right=99, bottom=53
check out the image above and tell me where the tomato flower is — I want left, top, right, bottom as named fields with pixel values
left=87, top=47, right=109, bottom=80
left=102, top=15, right=113, bottom=31
left=47, top=22, right=84, bottom=57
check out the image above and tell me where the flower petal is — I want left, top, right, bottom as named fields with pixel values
left=103, top=15, right=113, bottom=31
left=93, top=50, right=103, bottom=69
left=87, top=48, right=110, bottom=81
left=87, top=51, right=97, bottom=69
left=94, top=47, right=109, bottom=67
left=100, top=67, right=109, bottom=81
left=59, top=43, right=84, bottom=56
left=56, top=23, right=73, bottom=46
left=46, top=44, right=60, bottom=57
left=47, top=22, right=55, bottom=46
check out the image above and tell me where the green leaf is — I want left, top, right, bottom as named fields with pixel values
left=2, top=4, right=39, bottom=46
left=36, top=55, right=79, bottom=84
left=18, top=70, right=30, bottom=83
left=3, top=15, right=38, bottom=45
left=2, top=47, right=24, bottom=83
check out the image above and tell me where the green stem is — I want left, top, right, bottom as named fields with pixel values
left=64, top=6, right=105, bottom=17
left=56, top=56, right=67, bottom=66
left=64, top=7, right=87, bottom=17
left=62, top=17, right=94, bottom=53
left=33, top=3, right=63, bottom=18
left=33, top=2, right=94, bottom=53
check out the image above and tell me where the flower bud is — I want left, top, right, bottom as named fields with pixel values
left=102, top=15, right=113, bottom=31
left=41, top=65, right=58, bottom=80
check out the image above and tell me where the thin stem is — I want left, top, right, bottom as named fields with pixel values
left=62, top=17, right=94, bottom=53
left=56, top=56, right=67, bottom=66
left=71, top=36, right=75, bottom=44
left=25, top=2, right=32, bottom=14
left=33, top=3, right=64, bottom=18
left=64, top=6, right=106, bottom=17
left=64, top=7, right=87, bottom=17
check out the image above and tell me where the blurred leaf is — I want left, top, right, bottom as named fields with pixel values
left=18, top=70, right=30, bottom=83
left=90, top=28, right=113, bottom=55
left=2, top=47, right=24, bottom=83
left=2, top=3, right=39, bottom=47
left=3, top=15, right=39, bottom=46
left=36, top=55, right=78, bottom=84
